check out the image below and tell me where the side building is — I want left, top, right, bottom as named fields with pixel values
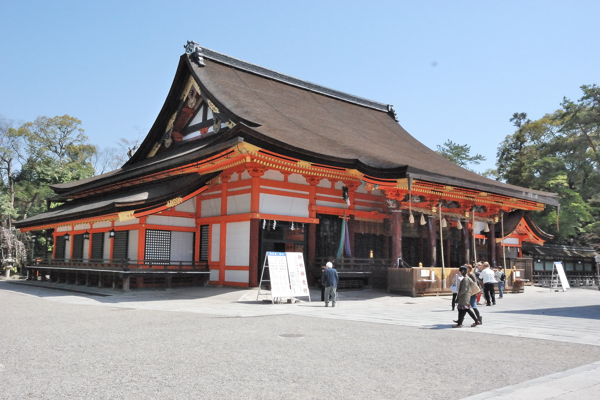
left=15, top=42, right=559, bottom=291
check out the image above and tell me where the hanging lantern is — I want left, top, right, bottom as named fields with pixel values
left=465, top=210, right=470, bottom=218
left=83, top=231, right=90, bottom=240
left=291, top=222, right=295, bottom=231
left=63, top=233, right=70, bottom=241
left=457, top=219, right=463, bottom=230
left=494, top=215, right=500, bottom=223
left=420, top=213, right=426, bottom=225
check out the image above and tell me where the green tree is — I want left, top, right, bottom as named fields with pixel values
left=436, top=140, right=486, bottom=172
left=10, top=115, right=96, bottom=220
left=497, top=85, right=600, bottom=246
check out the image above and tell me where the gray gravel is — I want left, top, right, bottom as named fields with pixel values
left=1, top=286, right=600, bottom=399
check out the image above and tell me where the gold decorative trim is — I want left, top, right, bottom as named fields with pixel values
left=207, top=99, right=220, bottom=114
left=147, top=142, right=161, bottom=158
left=165, top=112, right=177, bottom=133
left=225, top=120, right=236, bottom=129
left=118, top=211, right=136, bottom=222
left=166, top=197, right=184, bottom=208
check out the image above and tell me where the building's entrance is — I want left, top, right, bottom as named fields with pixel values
left=258, top=221, right=306, bottom=283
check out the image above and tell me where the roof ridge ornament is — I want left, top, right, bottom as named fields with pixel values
left=387, top=105, right=398, bottom=122
left=184, top=41, right=205, bottom=66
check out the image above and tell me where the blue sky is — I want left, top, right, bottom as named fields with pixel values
left=1, top=0, right=598, bottom=173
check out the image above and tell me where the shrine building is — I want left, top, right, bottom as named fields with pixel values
left=15, top=42, right=559, bottom=291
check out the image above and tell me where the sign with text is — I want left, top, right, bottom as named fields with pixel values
left=266, top=252, right=292, bottom=298
left=286, top=252, right=310, bottom=297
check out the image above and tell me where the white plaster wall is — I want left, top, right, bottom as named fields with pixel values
left=355, top=204, right=381, bottom=211
left=175, top=197, right=195, bottom=213
left=263, top=169, right=285, bottom=182
left=210, top=269, right=219, bottom=281
left=259, top=194, right=309, bottom=217
left=317, top=179, right=332, bottom=188
left=171, top=231, right=194, bottom=262
left=334, top=181, right=345, bottom=190
left=502, top=237, right=519, bottom=245
left=225, top=270, right=249, bottom=283
left=128, top=230, right=139, bottom=261
left=356, top=183, right=367, bottom=194
left=261, top=186, right=309, bottom=195
left=57, top=226, right=71, bottom=233
left=94, top=221, right=112, bottom=229
left=65, top=242, right=71, bottom=260
left=211, top=224, right=220, bottom=262
left=115, top=218, right=139, bottom=226
left=227, top=193, right=251, bottom=215
left=146, top=215, right=195, bottom=228
left=288, top=173, right=309, bottom=185
left=74, top=223, right=91, bottom=231
left=201, top=198, right=221, bottom=218
left=240, top=170, right=251, bottom=180
left=225, top=221, right=250, bottom=266
left=316, top=200, right=345, bottom=209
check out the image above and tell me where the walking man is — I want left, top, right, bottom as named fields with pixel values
left=323, top=261, right=339, bottom=307
left=479, top=262, right=497, bottom=306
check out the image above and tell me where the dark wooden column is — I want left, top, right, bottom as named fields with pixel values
left=488, top=222, right=497, bottom=268
left=462, top=221, right=470, bottom=265
left=427, top=216, right=437, bottom=267
left=391, top=211, right=403, bottom=268
left=307, top=223, right=316, bottom=271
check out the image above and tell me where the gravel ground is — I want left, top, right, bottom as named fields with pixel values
left=1, top=287, right=600, bottom=400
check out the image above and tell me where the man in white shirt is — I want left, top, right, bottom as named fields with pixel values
left=479, top=262, right=497, bottom=306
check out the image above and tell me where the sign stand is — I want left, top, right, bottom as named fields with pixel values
left=550, top=261, right=570, bottom=292
left=256, top=252, right=311, bottom=304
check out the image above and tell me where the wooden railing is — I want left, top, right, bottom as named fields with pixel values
left=314, top=257, right=392, bottom=271
left=31, top=258, right=209, bottom=272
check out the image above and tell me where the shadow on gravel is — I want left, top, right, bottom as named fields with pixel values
left=1, top=280, right=401, bottom=305
left=426, top=324, right=458, bottom=330
left=495, top=305, right=600, bottom=320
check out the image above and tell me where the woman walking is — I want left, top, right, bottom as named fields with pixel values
left=451, top=270, right=464, bottom=311
left=453, top=266, right=480, bottom=328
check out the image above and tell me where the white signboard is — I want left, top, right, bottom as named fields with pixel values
left=554, top=261, right=570, bottom=291
left=286, top=252, right=310, bottom=297
left=266, top=252, right=292, bottom=298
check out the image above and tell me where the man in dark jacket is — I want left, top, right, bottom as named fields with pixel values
left=322, top=261, right=339, bottom=307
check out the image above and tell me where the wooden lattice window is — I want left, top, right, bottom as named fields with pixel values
left=145, top=229, right=171, bottom=263
left=200, top=225, right=209, bottom=261
left=91, top=232, right=104, bottom=260
left=72, top=234, right=84, bottom=260
left=113, top=231, right=129, bottom=260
